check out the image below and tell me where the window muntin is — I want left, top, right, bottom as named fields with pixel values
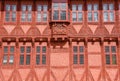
left=87, top=3, right=98, bottom=22
left=5, top=4, right=16, bottom=22
left=73, top=46, right=84, bottom=65
left=105, top=46, right=117, bottom=65
left=36, top=46, right=47, bottom=65
left=3, top=46, right=15, bottom=64
left=36, top=4, right=48, bottom=22
left=72, top=4, right=83, bottom=22
left=21, top=5, right=32, bottom=22
left=103, top=3, right=114, bottom=22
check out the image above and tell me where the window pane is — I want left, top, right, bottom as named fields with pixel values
left=106, top=55, right=110, bottom=64
left=37, top=5, right=42, bottom=11
left=78, top=12, right=83, bottom=21
left=20, top=55, right=24, bottom=65
left=72, top=5, right=76, bottom=11
left=79, top=46, right=84, bottom=52
left=60, top=11, right=66, bottom=20
left=20, top=46, right=24, bottom=53
left=112, top=55, right=116, bottom=64
left=26, top=47, right=31, bottom=53
left=103, top=12, right=108, bottom=21
left=88, top=4, right=92, bottom=11
left=3, top=55, right=7, bottom=64
left=53, top=3, right=59, bottom=9
left=6, top=5, right=10, bottom=11
left=4, top=46, right=8, bottom=53
left=10, top=46, right=14, bottom=53
left=12, top=5, right=16, bottom=11
left=21, top=12, right=26, bottom=21
left=111, top=46, right=116, bottom=53
left=37, top=12, right=41, bottom=22
left=43, top=12, right=47, bottom=21
left=42, top=55, right=46, bottom=64
left=78, top=4, right=82, bottom=11
left=94, top=12, right=98, bottom=21
left=36, top=46, right=40, bottom=53
left=9, top=55, right=14, bottom=64
left=73, top=46, right=77, bottom=53
left=12, top=12, right=16, bottom=21
left=28, top=5, right=32, bottom=11
left=109, top=4, right=114, bottom=10
left=5, top=12, right=10, bottom=22
left=27, top=12, right=32, bottom=21
left=43, top=5, right=48, bottom=11
left=72, top=12, right=77, bottom=21
left=73, top=55, right=78, bottom=64
left=88, top=12, right=92, bottom=21
left=94, top=4, right=98, bottom=10
left=110, top=12, right=114, bottom=21
left=105, top=46, right=110, bottom=53
left=103, top=4, right=108, bottom=10
left=61, top=3, right=66, bottom=9
left=26, top=55, right=30, bottom=65
left=36, top=55, right=40, bottom=65
left=80, top=55, right=84, bottom=64
left=53, top=11, right=59, bottom=20
left=42, top=46, right=46, bottom=53
left=22, top=5, right=26, bottom=11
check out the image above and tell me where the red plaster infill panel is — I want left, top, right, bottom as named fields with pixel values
left=4, top=25, right=15, bottom=34
left=90, top=69, right=101, bottom=81
left=88, top=54, right=102, bottom=66
left=73, top=68, right=85, bottom=81
left=35, top=68, right=47, bottom=81
left=18, top=69, right=30, bottom=81
left=50, top=53, right=69, bottom=66
left=106, top=69, right=118, bottom=81
left=88, top=42, right=101, bottom=52
left=1, top=69, right=14, bottom=81
left=51, top=68, right=68, bottom=81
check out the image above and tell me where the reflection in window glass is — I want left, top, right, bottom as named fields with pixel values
left=22, top=5, right=26, bottom=11
left=26, top=55, right=30, bottom=65
left=60, top=11, right=66, bottom=20
left=72, top=12, right=77, bottom=21
left=12, top=12, right=16, bottom=21
left=109, top=4, right=114, bottom=10
left=27, top=12, right=32, bottom=21
left=78, top=12, right=83, bottom=21
left=43, top=5, right=48, bottom=11
left=3, top=55, right=7, bottom=64
left=43, top=13, right=47, bottom=21
left=94, top=12, right=98, bottom=21
left=4, top=46, right=8, bottom=53
left=72, top=5, right=77, bottom=11
left=112, top=55, right=116, bottom=64
left=94, top=4, right=98, bottom=10
left=37, top=5, right=42, bottom=11
left=88, top=4, right=92, bottom=11
left=103, top=12, right=108, bottom=21
left=6, top=5, right=10, bottom=11
left=61, top=3, right=66, bottom=9
left=9, top=55, right=14, bottom=64
left=12, top=5, right=16, bottom=11
left=28, top=5, right=32, bottom=11
left=88, top=12, right=92, bottom=21
left=53, top=3, right=59, bottom=9
left=78, top=5, right=82, bottom=11
left=37, top=12, right=41, bottom=22
left=106, top=55, right=110, bottom=64
left=53, top=11, right=59, bottom=20
left=103, top=4, right=108, bottom=10
left=110, top=12, right=114, bottom=21
left=42, top=55, right=46, bottom=64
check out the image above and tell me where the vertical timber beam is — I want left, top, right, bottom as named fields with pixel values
left=69, top=38, right=72, bottom=80
left=84, top=38, right=88, bottom=81
left=47, top=38, right=50, bottom=81
left=100, top=38, right=106, bottom=81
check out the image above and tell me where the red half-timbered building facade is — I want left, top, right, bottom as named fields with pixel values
left=0, top=0, right=120, bottom=81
